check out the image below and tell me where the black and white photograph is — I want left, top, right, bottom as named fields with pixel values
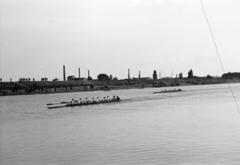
left=1, top=0, right=240, bottom=164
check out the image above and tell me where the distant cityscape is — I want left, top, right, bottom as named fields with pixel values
left=0, top=65, right=224, bottom=83
left=0, top=64, right=240, bottom=96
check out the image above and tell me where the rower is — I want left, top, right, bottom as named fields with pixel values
left=92, top=98, right=95, bottom=103
left=85, top=98, right=89, bottom=104
left=96, top=97, right=100, bottom=103
left=112, top=95, right=116, bottom=101
left=116, top=96, right=121, bottom=101
left=79, top=98, right=82, bottom=104
left=67, top=99, right=74, bottom=105
left=87, top=98, right=91, bottom=104
left=73, top=99, right=79, bottom=104
left=103, top=97, right=107, bottom=102
left=107, top=96, right=111, bottom=102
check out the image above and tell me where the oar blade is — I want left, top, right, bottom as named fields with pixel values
left=47, top=102, right=68, bottom=105
left=48, top=105, right=66, bottom=109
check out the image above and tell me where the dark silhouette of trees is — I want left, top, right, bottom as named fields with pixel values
left=188, top=69, right=193, bottom=78
left=153, top=70, right=157, bottom=79
left=87, top=76, right=93, bottom=80
left=97, top=74, right=109, bottom=80
left=222, top=72, right=240, bottom=79
left=206, top=75, right=212, bottom=79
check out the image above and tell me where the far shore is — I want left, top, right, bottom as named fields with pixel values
left=1, top=77, right=240, bottom=96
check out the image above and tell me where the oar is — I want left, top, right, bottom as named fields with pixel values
left=47, top=102, right=69, bottom=105
left=48, top=105, right=67, bottom=109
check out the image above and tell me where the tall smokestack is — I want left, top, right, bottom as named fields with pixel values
left=88, top=70, right=90, bottom=78
left=63, top=65, right=66, bottom=81
left=78, top=68, right=80, bottom=81
left=139, top=71, right=141, bottom=78
left=128, top=68, right=130, bottom=79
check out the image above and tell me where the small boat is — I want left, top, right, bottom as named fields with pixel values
left=47, top=99, right=131, bottom=109
left=153, top=89, right=182, bottom=94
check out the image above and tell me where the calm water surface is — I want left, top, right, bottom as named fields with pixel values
left=1, top=84, right=240, bottom=165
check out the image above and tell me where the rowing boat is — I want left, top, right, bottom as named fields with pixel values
left=47, top=99, right=131, bottom=109
left=153, top=89, right=182, bottom=94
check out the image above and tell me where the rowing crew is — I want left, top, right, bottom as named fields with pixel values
left=161, top=88, right=181, bottom=92
left=68, top=95, right=121, bottom=105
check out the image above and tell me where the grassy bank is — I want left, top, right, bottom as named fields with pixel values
left=0, top=77, right=239, bottom=96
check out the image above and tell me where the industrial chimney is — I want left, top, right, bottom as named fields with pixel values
left=63, top=65, right=66, bottom=81
left=79, top=68, right=80, bottom=81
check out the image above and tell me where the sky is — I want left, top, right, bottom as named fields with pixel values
left=0, top=0, right=240, bottom=81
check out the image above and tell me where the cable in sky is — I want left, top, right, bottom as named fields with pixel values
left=199, top=0, right=240, bottom=114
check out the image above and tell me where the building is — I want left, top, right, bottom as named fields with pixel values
left=67, top=75, right=76, bottom=81
left=67, top=76, right=87, bottom=81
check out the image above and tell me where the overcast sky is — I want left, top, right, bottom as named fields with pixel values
left=0, top=0, right=240, bottom=81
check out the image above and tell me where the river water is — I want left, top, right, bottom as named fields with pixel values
left=1, top=84, right=240, bottom=165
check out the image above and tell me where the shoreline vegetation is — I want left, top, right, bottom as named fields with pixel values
left=1, top=75, right=240, bottom=96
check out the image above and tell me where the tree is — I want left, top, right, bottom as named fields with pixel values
left=188, top=69, right=193, bottom=78
left=97, top=74, right=109, bottom=80
left=206, top=75, right=212, bottom=79
left=153, top=70, right=157, bottom=79
left=179, top=73, right=183, bottom=79
left=87, top=76, right=93, bottom=80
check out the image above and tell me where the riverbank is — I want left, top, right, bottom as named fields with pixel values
left=1, top=77, right=239, bottom=96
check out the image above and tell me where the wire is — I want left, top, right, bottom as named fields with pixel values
left=199, top=0, right=240, bottom=114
